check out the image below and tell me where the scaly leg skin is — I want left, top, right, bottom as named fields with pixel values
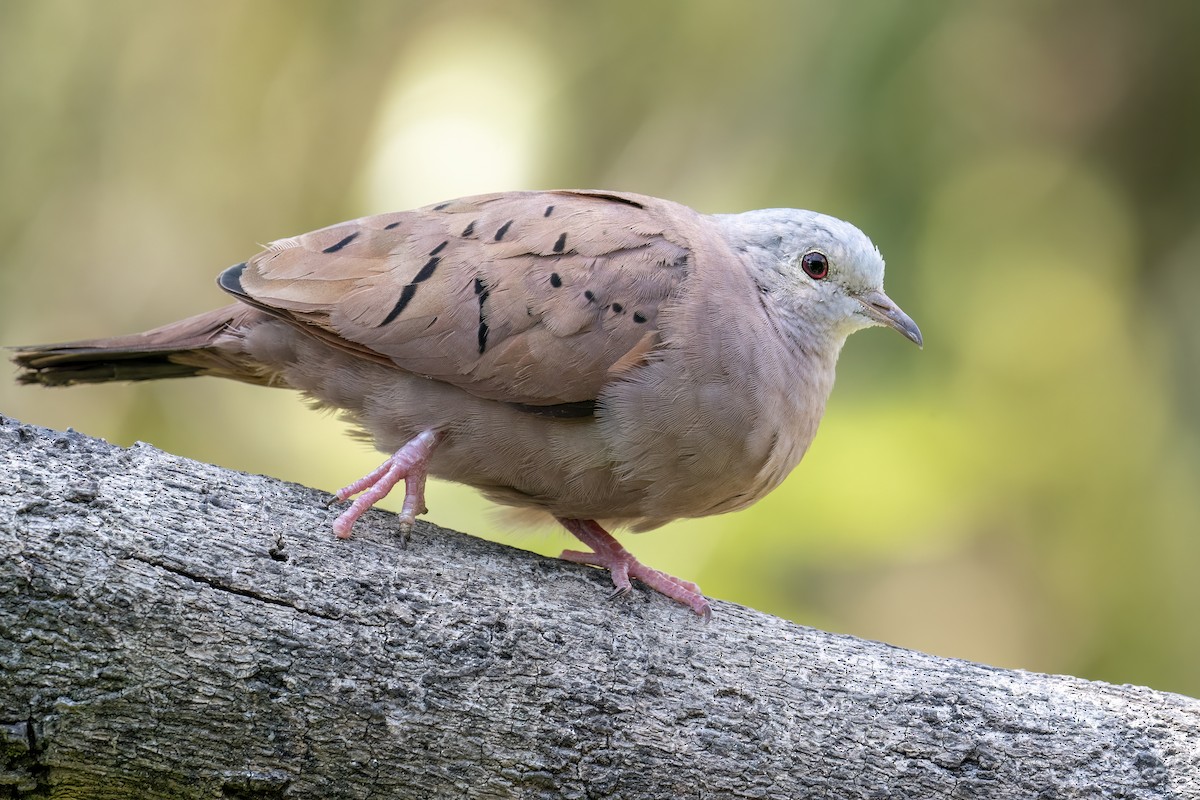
left=331, top=429, right=442, bottom=542
left=557, top=517, right=712, bottom=619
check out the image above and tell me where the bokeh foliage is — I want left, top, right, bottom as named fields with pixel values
left=2, top=0, right=1198, bottom=696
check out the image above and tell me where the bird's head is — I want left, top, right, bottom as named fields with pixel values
left=719, top=209, right=922, bottom=349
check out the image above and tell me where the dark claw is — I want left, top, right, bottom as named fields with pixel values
left=607, top=585, right=631, bottom=601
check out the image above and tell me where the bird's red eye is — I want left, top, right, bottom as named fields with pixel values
left=801, top=251, right=829, bottom=280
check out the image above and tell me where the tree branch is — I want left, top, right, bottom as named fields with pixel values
left=1, top=414, right=1196, bottom=799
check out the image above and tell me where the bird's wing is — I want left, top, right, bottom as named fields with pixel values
left=221, top=190, right=696, bottom=407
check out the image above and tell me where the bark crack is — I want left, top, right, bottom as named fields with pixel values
left=126, top=554, right=345, bottom=622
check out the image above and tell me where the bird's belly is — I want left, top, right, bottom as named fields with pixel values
left=277, top=335, right=821, bottom=531
left=444, top=420, right=788, bottom=530
left=423, top=394, right=801, bottom=528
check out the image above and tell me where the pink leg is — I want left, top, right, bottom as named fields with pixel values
left=331, top=429, right=441, bottom=541
left=557, top=517, right=712, bottom=619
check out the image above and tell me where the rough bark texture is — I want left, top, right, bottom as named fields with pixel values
left=1, top=413, right=1197, bottom=799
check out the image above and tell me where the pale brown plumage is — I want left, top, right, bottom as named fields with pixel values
left=14, top=189, right=922, bottom=617
left=229, top=191, right=691, bottom=404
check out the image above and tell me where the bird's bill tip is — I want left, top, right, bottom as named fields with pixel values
left=855, top=289, right=923, bottom=348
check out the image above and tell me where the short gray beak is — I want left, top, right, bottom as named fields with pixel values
left=855, top=289, right=923, bottom=347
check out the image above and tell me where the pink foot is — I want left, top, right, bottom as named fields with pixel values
left=331, top=429, right=441, bottom=541
left=557, top=517, right=712, bottom=619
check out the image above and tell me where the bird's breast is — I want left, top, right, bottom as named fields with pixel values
left=596, top=334, right=837, bottom=526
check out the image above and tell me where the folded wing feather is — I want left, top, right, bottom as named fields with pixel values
left=227, top=190, right=694, bottom=406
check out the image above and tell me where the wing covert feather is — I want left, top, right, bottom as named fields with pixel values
left=231, top=191, right=695, bottom=405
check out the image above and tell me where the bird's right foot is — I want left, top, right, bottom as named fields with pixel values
left=557, top=517, right=712, bottom=619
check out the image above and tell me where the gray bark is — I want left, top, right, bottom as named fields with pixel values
left=0, top=413, right=1197, bottom=800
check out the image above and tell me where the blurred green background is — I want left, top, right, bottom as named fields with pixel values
left=2, top=1, right=1198, bottom=697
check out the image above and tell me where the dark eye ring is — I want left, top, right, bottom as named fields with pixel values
left=801, top=251, right=829, bottom=280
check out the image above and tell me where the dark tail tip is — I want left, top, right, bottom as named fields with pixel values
left=13, top=346, right=204, bottom=386
left=11, top=304, right=261, bottom=388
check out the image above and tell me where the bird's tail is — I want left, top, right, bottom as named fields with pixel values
left=11, top=304, right=272, bottom=387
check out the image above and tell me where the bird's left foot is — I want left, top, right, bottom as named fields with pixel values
left=331, top=429, right=442, bottom=541
left=557, top=517, right=712, bottom=619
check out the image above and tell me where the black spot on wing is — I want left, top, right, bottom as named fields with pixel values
left=377, top=252, right=444, bottom=327
left=433, top=202, right=451, bottom=211
left=543, top=205, right=555, bottom=217
left=475, top=277, right=491, bottom=353
left=583, top=290, right=595, bottom=303
left=322, top=232, right=359, bottom=253
left=581, top=192, right=644, bottom=209
left=549, top=272, right=562, bottom=288
left=508, top=400, right=596, bottom=419
left=462, top=220, right=477, bottom=237
left=633, top=312, right=647, bottom=324
left=494, top=220, right=513, bottom=241
left=477, top=318, right=490, bottom=354
left=384, top=221, right=401, bottom=230
left=412, top=256, right=440, bottom=284
left=429, top=241, right=448, bottom=256
left=380, top=284, right=418, bottom=327
left=552, top=232, right=567, bottom=253
left=612, top=302, right=624, bottom=314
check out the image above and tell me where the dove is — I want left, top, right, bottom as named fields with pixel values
left=12, top=189, right=921, bottom=617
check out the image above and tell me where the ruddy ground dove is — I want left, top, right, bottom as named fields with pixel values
left=13, top=190, right=921, bottom=618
